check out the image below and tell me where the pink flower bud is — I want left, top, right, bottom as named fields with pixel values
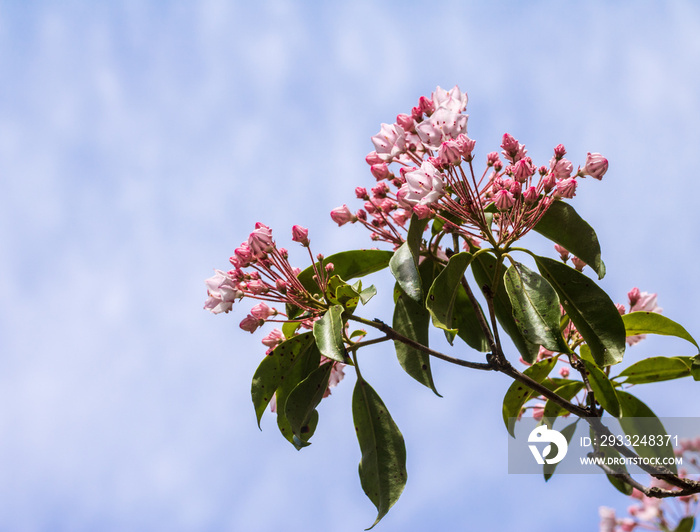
left=616, top=303, right=626, bottom=315
left=627, top=287, right=641, bottom=307
left=371, top=182, right=390, bottom=198
left=549, top=157, right=573, bottom=179
left=261, top=328, right=284, bottom=348
left=355, top=187, right=368, bottom=199
left=571, top=256, right=586, bottom=271
left=494, top=189, right=515, bottom=211
left=325, top=263, right=334, bottom=273
left=553, top=144, right=567, bottom=159
left=413, top=204, right=432, bottom=219
left=246, top=279, right=269, bottom=295
left=291, top=225, right=309, bottom=246
left=555, top=177, right=577, bottom=199
left=532, top=403, right=545, bottom=421
left=248, top=222, right=274, bottom=258
left=583, top=152, right=608, bottom=180
left=356, top=209, right=367, bottom=221
left=418, top=95, right=435, bottom=116
left=275, top=279, right=288, bottom=293
left=523, top=186, right=538, bottom=205
left=250, top=302, right=273, bottom=320
left=501, top=133, right=527, bottom=162
left=512, top=157, right=536, bottom=183
left=380, top=198, right=396, bottom=213
left=330, top=205, right=357, bottom=226
left=392, top=209, right=410, bottom=226
left=239, top=314, right=262, bottom=333
left=365, top=151, right=383, bottom=165
left=554, top=244, right=570, bottom=262
left=438, top=140, right=462, bottom=166
left=411, top=106, right=423, bottom=120
left=559, top=367, right=570, bottom=378
left=540, top=172, right=557, bottom=192
left=396, top=113, right=415, bottom=132
left=234, top=242, right=253, bottom=267
left=370, top=163, right=391, bottom=181
left=486, top=151, right=501, bottom=167
left=455, top=133, right=476, bottom=159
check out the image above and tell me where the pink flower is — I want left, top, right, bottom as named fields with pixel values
left=246, top=279, right=269, bottom=295
left=396, top=113, right=415, bottom=132
left=437, top=140, right=462, bottom=166
left=599, top=507, right=617, bottom=532
left=365, top=151, right=383, bottom=165
left=532, top=403, right=545, bottom=421
left=248, top=222, right=274, bottom=258
left=626, top=289, right=662, bottom=346
left=501, top=133, right=527, bottom=163
left=486, top=151, right=501, bottom=167
left=583, top=152, right=608, bottom=180
left=261, top=328, right=285, bottom=348
left=250, top=302, right=273, bottom=320
left=399, top=161, right=445, bottom=206
left=204, top=270, right=242, bottom=314
left=553, top=144, right=567, bottom=158
left=494, top=189, right=515, bottom=211
left=330, top=204, right=357, bottom=226
left=371, top=123, right=406, bottom=162
left=415, top=107, right=468, bottom=149
left=322, top=359, right=346, bottom=398
left=239, top=314, right=262, bottom=333
left=455, top=133, right=476, bottom=159
left=555, top=177, right=577, bottom=199
left=355, top=187, right=368, bottom=199
left=418, top=95, right=435, bottom=116
left=413, top=204, right=432, bottom=219
left=234, top=242, right=254, bottom=267
left=291, top=225, right=309, bottom=246
left=431, top=85, right=468, bottom=113
left=559, top=367, right=570, bottom=378
left=523, top=186, right=538, bottom=205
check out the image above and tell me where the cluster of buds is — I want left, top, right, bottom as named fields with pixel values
left=332, top=85, right=609, bottom=249
left=204, top=222, right=331, bottom=351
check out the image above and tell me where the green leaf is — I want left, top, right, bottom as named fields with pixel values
left=678, top=356, right=700, bottom=381
left=359, top=285, right=378, bottom=305
left=581, top=360, right=621, bottom=418
left=393, top=260, right=440, bottom=396
left=534, top=256, right=626, bottom=366
left=616, top=356, right=692, bottom=384
left=296, top=249, right=394, bottom=295
left=284, top=362, right=333, bottom=445
left=590, top=426, right=634, bottom=495
left=251, top=332, right=317, bottom=426
left=674, top=516, right=695, bottom=532
left=353, top=378, right=407, bottom=529
left=389, top=242, right=422, bottom=303
left=543, top=381, right=585, bottom=425
left=426, top=252, right=473, bottom=335
left=533, top=200, right=606, bottom=279
left=313, top=305, right=347, bottom=363
left=452, top=280, right=491, bottom=352
left=544, top=421, right=578, bottom=480
left=473, top=252, right=540, bottom=363
left=326, top=275, right=361, bottom=312
left=504, top=262, right=570, bottom=353
left=617, top=390, right=678, bottom=474
left=622, top=312, right=700, bottom=350
left=502, top=357, right=558, bottom=437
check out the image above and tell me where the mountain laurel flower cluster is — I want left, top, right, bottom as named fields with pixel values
left=332, top=85, right=608, bottom=249
left=205, top=85, right=700, bottom=529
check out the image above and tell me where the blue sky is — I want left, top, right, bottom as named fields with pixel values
left=2, top=1, right=700, bottom=531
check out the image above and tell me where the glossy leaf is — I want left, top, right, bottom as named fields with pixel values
left=313, top=305, right=347, bottom=363
left=251, top=332, right=316, bottom=426
left=353, top=378, right=407, bottom=529
left=504, top=262, right=570, bottom=353
left=472, top=252, right=540, bottom=363
left=622, top=312, right=699, bottom=350
left=581, top=360, right=621, bottom=418
left=359, top=285, right=378, bottom=305
left=533, top=200, right=606, bottom=279
left=296, top=249, right=394, bottom=295
left=674, top=517, right=695, bottom=532
left=426, top=252, right=473, bottom=335
left=543, top=421, right=578, bottom=480
left=502, top=357, right=558, bottom=437
left=452, top=280, right=491, bottom=352
left=389, top=242, right=422, bottom=303
left=616, top=356, right=692, bottom=384
left=543, top=381, right=585, bottom=425
left=535, top=256, right=626, bottom=366
left=285, top=362, right=333, bottom=446
left=617, top=390, right=678, bottom=474
left=393, top=260, right=440, bottom=395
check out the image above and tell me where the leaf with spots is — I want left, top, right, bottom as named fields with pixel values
left=615, top=356, right=694, bottom=385
left=251, top=332, right=318, bottom=427
left=313, top=304, right=348, bottom=364
left=353, top=378, right=407, bottom=529
left=622, top=312, right=699, bottom=351
left=534, top=256, right=626, bottom=366
left=284, top=362, right=333, bottom=448
left=502, top=357, right=558, bottom=437
left=581, top=359, right=621, bottom=418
